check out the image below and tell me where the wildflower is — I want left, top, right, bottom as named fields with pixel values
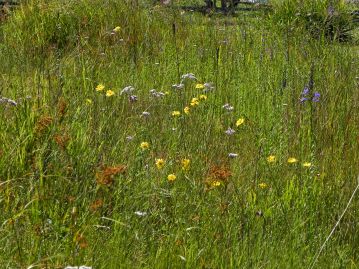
left=134, top=211, right=147, bottom=216
left=85, top=99, right=93, bottom=105
left=0, top=97, right=17, bottom=106
left=155, top=158, right=165, bottom=169
left=225, top=127, right=236, bottom=136
left=228, top=153, right=238, bottom=158
left=172, top=83, right=184, bottom=90
left=140, top=142, right=150, bottom=150
left=267, top=155, right=276, bottom=163
left=96, top=84, right=105, bottom=92
left=195, top=83, right=205, bottom=89
left=203, top=82, right=215, bottom=92
left=113, top=26, right=121, bottom=32
left=142, top=111, right=150, bottom=117
left=126, top=135, right=134, bottom=141
left=172, top=111, right=181, bottom=117
left=236, top=118, right=245, bottom=127
left=302, top=162, right=312, bottom=167
left=106, top=90, right=115, bottom=97
left=312, top=92, right=320, bottom=102
left=287, top=157, right=298, bottom=164
left=258, top=183, right=268, bottom=189
left=181, top=73, right=197, bottom=81
left=211, top=181, right=221, bottom=187
left=167, top=174, right=176, bottom=182
left=181, top=159, right=190, bottom=170
left=129, top=95, right=137, bottom=102
left=190, top=97, right=199, bottom=106
left=121, top=86, right=135, bottom=95
left=199, top=94, right=207, bottom=100
left=184, top=106, right=190, bottom=114
left=222, top=103, right=234, bottom=111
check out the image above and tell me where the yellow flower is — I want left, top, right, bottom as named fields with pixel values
left=106, top=90, right=115, bottom=97
left=267, top=155, right=276, bottom=163
left=211, top=181, right=221, bottom=187
left=184, top=106, right=190, bottom=115
left=140, top=142, right=150, bottom=150
left=190, top=97, right=199, bottom=106
left=287, top=157, right=298, bottom=164
left=172, top=111, right=181, bottom=117
left=113, top=26, right=121, bottom=32
left=181, top=159, right=190, bottom=171
left=96, top=84, right=105, bottom=92
left=195, top=83, right=205, bottom=89
left=155, top=158, right=165, bottom=169
left=167, top=174, right=176, bottom=182
left=236, top=118, right=245, bottom=127
left=258, top=182, right=268, bottom=189
left=199, top=94, right=207, bottom=100
left=165, top=91, right=170, bottom=95
left=85, top=99, right=93, bottom=105
left=302, top=162, right=312, bottom=167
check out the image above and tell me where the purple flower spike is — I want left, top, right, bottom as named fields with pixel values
left=300, top=97, right=309, bottom=103
left=312, top=92, right=320, bottom=102
left=302, top=87, right=309, bottom=96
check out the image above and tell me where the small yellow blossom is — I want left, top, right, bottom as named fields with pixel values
left=211, top=181, right=221, bottom=187
left=258, top=182, right=268, bottom=189
left=140, top=142, right=150, bottom=150
left=165, top=91, right=170, bottom=95
left=172, top=111, right=181, bottom=117
left=267, top=155, right=276, bottom=163
left=199, top=94, right=207, bottom=100
left=195, top=83, right=205, bottom=89
left=287, top=157, right=298, bottom=164
left=236, top=118, right=245, bottom=127
left=106, top=90, right=115, bottom=97
left=85, top=99, right=93, bottom=105
left=302, top=162, right=312, bottom=167
left=167, top=174, right=176, bottom=182
left=155, top=158, right=165, bottom=169
left=190, top=97, right=199, bottom=106
left=113, top=26, right=121, bottom=32
left=184, top=106, right=190, bottom=115
left=96, top=84, right=105, bottom=92
left=181, top=159, right=190, bottom=171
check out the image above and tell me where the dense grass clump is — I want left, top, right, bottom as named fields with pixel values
left=0, top=0, right=358, bottom=268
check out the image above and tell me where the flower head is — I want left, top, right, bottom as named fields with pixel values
left=140, top=142, right=150, bottom=150
left=195, top=83, right=205, bottom=89
left=267, top=155, right=276, bottom=163
left=129, top=95, right=138, bottom=102
left=312, top=92, right=320, bottom=102
left=222, top=103, right=234, bottom=111
left=225, top=127, right=236, bottom=136
left=236, top=118, right=245, bottom=127
left=106, top=90, right=115, bottom=97
left=155, top=158, right=165, bottom=169
left=181, top=159, right=190, bottom=171
left=113, top=26, right=121, bottom=33
left=96, top=84, right=105, bottom=92
left=228, top=153, right=238, bottom=158
left=167, top=174, right=176, bottom=182
left=181, top=73, right=197, bottom=81
left=172, top=111, right=181, bottom=117
left=302, top=162, right=312, bottom=167
left=85, top=99, right=93, bottom=105
left=184, top=106, right=190, bottom=115
left=199, top=94, right=207, bottom=100
left=190, top=97, right=199, bottom=106
left=258, top=182, right=268, bottom=189
left=211, top=181, right=221, bottom=187
left=142, top=111, right=150, bottom=117
left=287, top=157, right=298, bottom=164
left=121, top=86, right=135, bottom=95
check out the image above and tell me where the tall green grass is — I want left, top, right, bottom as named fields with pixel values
left=0, top=0, right=358, bottom=268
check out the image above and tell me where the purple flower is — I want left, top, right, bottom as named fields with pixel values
left=312, top=92, right=320, bottom=102
left=302, top=87, right=309, bottom=96
left=228, top=153, right=238, bottom=158
left=300, top=97, right=309, bottom=103
left=129, top=95, right=137, bottom=102
left=225, top=127, right=236, bottom=136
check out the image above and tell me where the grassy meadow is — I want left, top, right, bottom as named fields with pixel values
left=0, top=0, right=359, bottom=268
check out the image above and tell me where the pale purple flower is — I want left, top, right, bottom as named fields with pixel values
left=228, top=153, right=238, bottom=158
left=0, top=97, right=17, bottom=106
left=121, top=86, right=135, bottom=95
left=312, top=92, right=320, bottom=102
left=142, top=111, right=150, bottom=117
left=134, top=211, right=147, bottom=216
left=126, top=135, right=134, bottom=141
left=172, top=83, right=184, bottom=90
left=225, top=127, right=236, bottom=136
left=150, top=89, right=165, bottom=97
left=129, top=95, right=137, bottom=102
left=181, top=73, right=197, bottom=81
left=203, top=82, right=215, bottom=92
left=222, top=103, right=234, bottom=111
